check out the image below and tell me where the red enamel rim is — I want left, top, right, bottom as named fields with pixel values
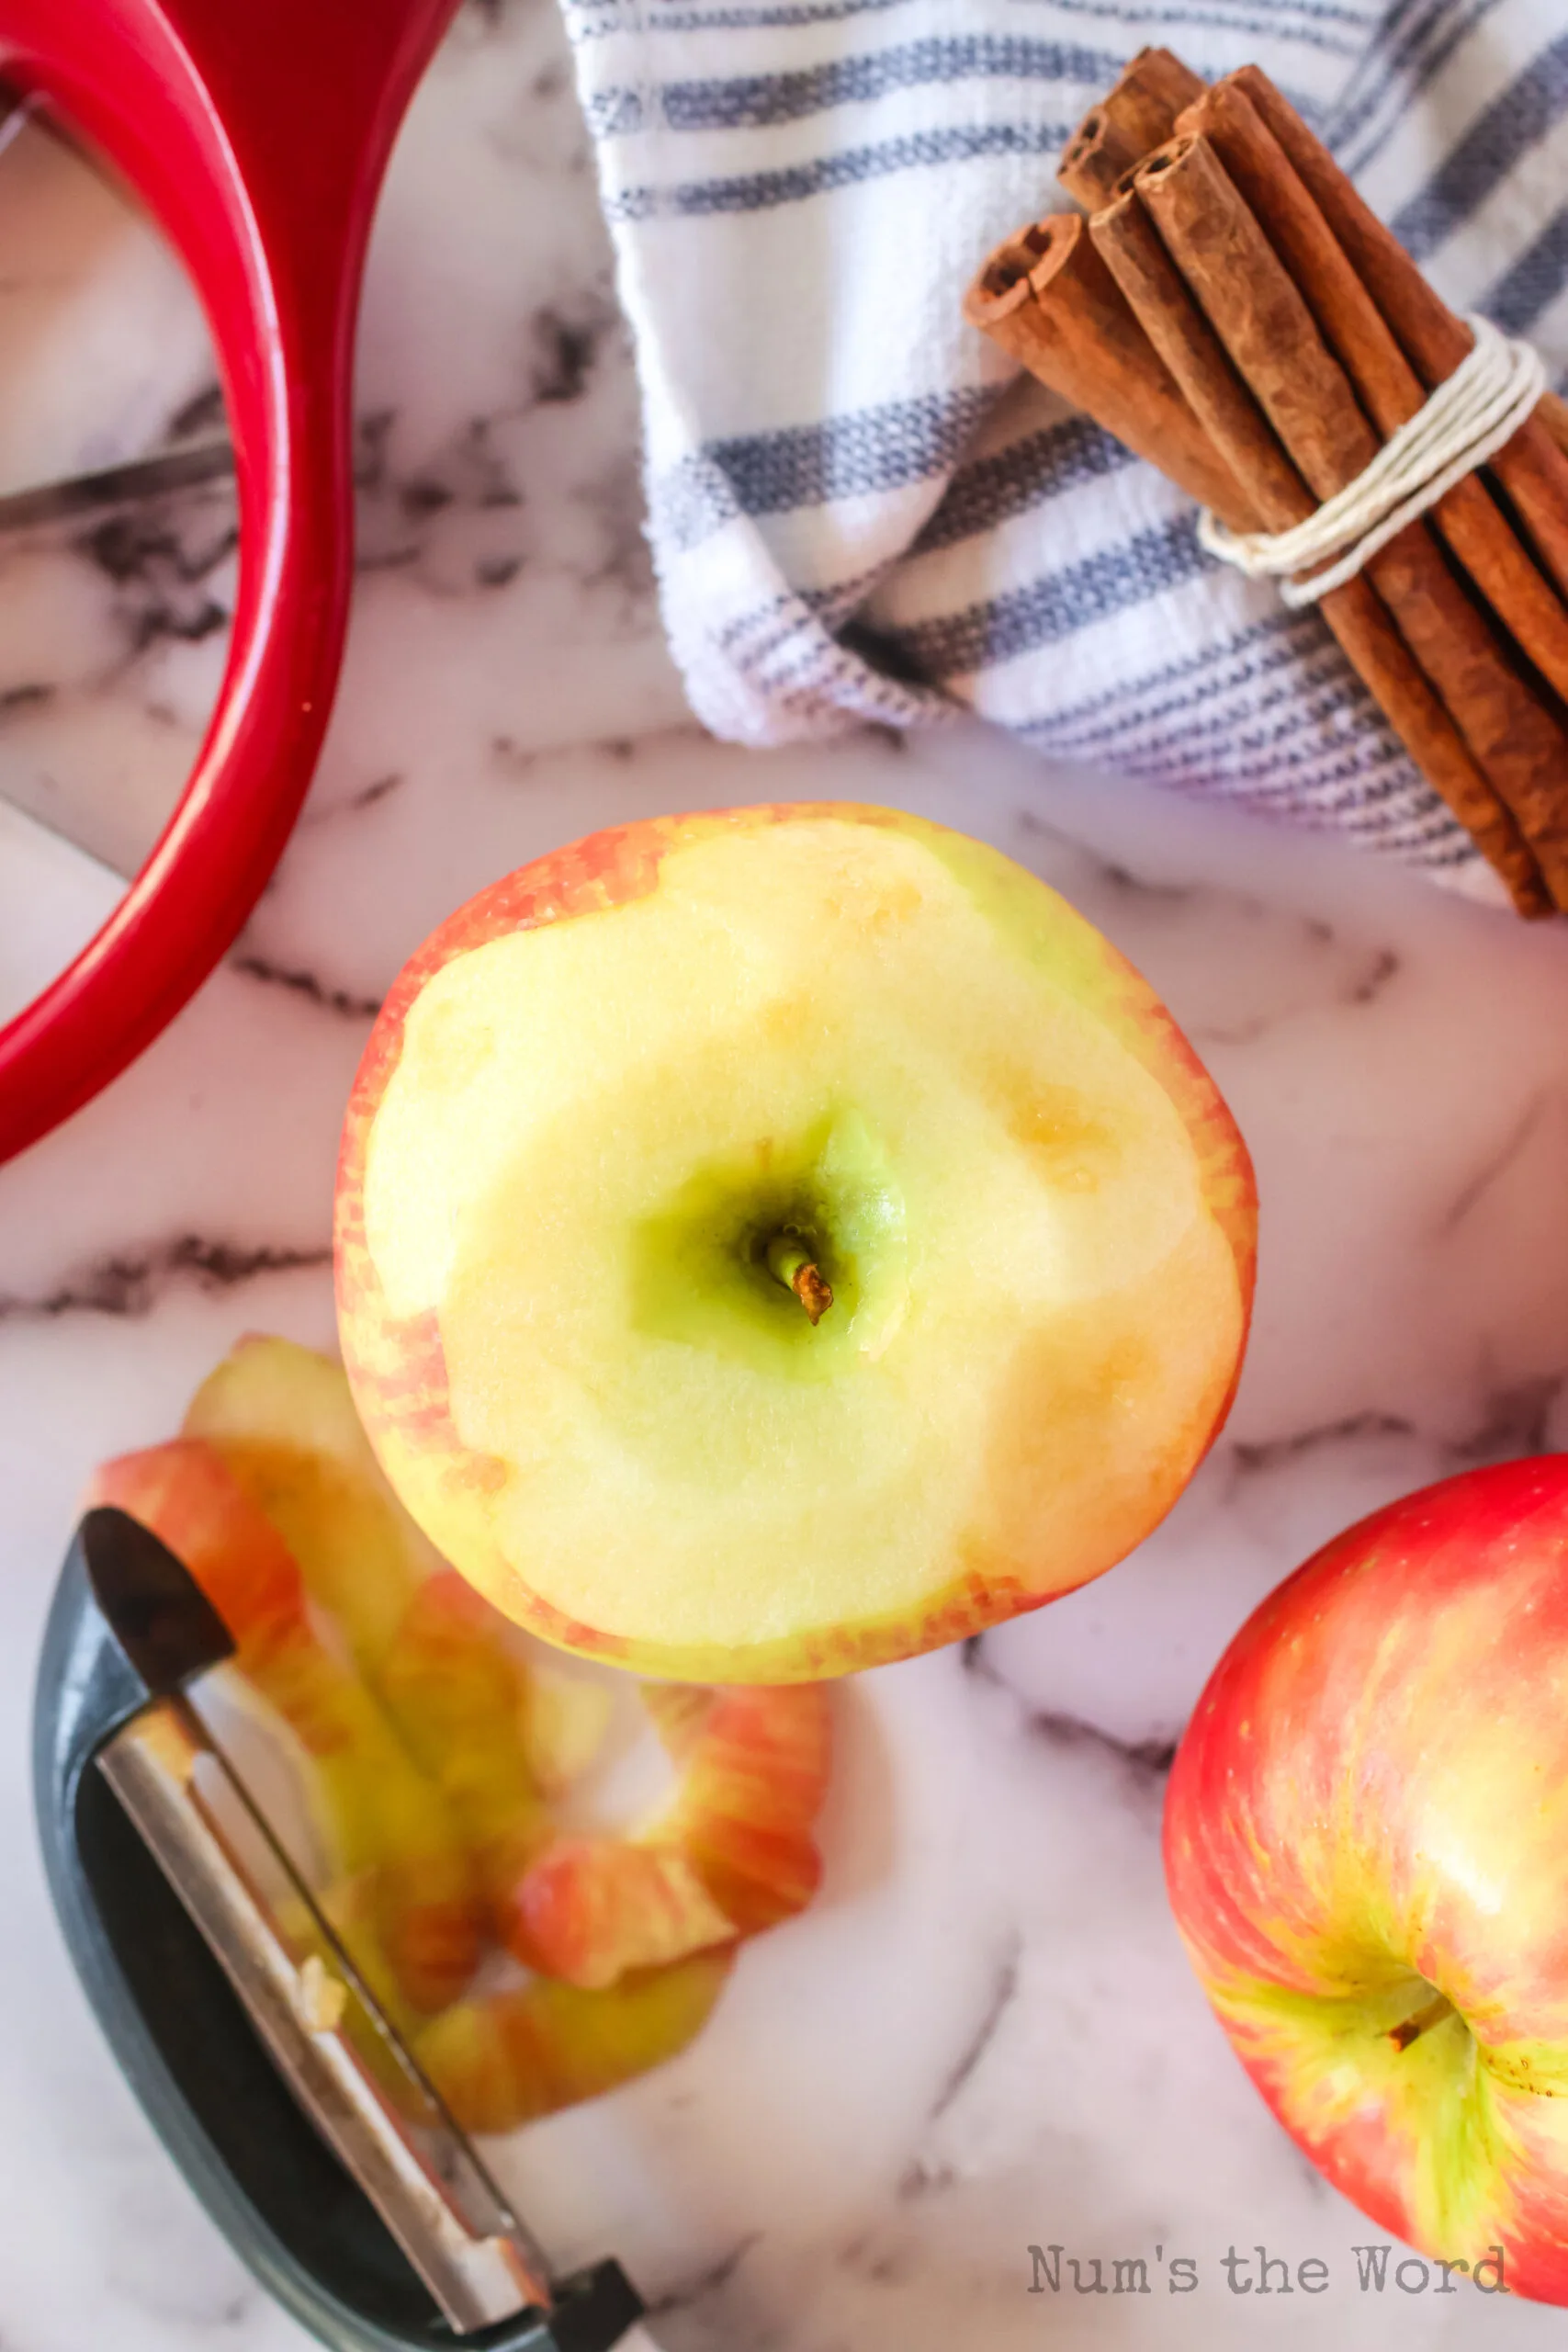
left=0, top=0, right=458, bottom=1164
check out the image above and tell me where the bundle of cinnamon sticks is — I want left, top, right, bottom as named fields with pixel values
left=964, top=51, right=1568, bottom=917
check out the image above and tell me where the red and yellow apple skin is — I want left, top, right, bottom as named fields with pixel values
left=335, top=805, right=1256, bottom=1682
left=88, top=1441, right=483, bottom=2014
left=284, top=1878, right=733, bottom=2137
left=1165, top=1457, right=1568, bottom=2304
left=181, top=1340, right=829, bottom=1965
left=503, top=1843, right=733, bottom=1994
left=378, top=1566, right=550, bottom=1903
left=92, top=1339, right=835, bottom=2095
left=507, top=1682, right=831, bottom=1986
left=412, top=1949, right=735, bottom=2137
left=183, top=1337, right=561, bottom=1914
left=183, top=1332, right=434, bottom=1676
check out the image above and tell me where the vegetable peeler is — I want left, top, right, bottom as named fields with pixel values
left=0, top=0, right=464, bottom=1166
left=33, top=1505, right=665, bottom=2352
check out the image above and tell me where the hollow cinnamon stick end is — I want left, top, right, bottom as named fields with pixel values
left=1059, top=109, right=1145, bottom=209
left=1131, top=131, right=1199, bottom=193
left=1059, top=47, right=1206, bottom=207
left=961, top=220, right=1059, bottom=334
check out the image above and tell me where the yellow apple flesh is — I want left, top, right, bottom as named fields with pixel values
left=336, top=806, right=1256, bottom=1680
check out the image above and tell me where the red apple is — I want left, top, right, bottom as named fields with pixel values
left=1166, top=1457, right=1568, bottom=2302
left=335, top=805, right=1256, bottom=1680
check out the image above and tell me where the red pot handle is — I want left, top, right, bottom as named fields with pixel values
left=0, top=0, right=460, bottom=1163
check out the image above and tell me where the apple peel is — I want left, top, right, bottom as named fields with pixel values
left=506, top=1682, right=831, bottom=1987
left=281, top=1873, right=734, bottom=2137
left=88, top=1334, right=836, bottom=2127
left=185, top=1338, right=556, bottom=1917
left=181, top=1340, right=833, bottom=1987
left=413, top=1948, right=735, bottom=2138
left=184, top=1331, right=441, bottom=1673
left=88, top=1440, right=483, bottom=2014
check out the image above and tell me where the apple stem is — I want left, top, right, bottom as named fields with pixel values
left=1389, top=1991, right=1455, bottom=2052
left=765, top=1234, right=833, bottom=1325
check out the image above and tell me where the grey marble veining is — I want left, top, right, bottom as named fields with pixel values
left=3, top=4, right=1568, bottom=2348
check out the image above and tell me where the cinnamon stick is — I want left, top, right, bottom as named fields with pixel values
left=1176, top=79, right=1568, bottom=716
left=1224, top=64, right=1568, bottom=611
left=1089, top=189, right=1549, bottom=912
left=1090, top=190, right=1303, bottom=522
left=1058, top=47, right=1205, bottom=209
left=962, top=214, right=1252, bottom=526
left=1540, top=390, right=1568, bottom=464
left=1135, top=132, right=1568, bottom=908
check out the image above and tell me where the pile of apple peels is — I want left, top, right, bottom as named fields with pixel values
left=89, top=1335, right=831, bottom=2134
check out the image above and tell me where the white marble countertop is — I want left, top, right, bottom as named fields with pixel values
left=4, top=7, right=1568, bottom=2347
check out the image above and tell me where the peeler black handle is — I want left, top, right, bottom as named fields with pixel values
left=32, top=1510, right=645, bottom=2352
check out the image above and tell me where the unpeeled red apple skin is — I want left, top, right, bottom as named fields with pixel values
left=1166, top=1457, right=1568, bottom=2304
left=335, top=804, right=1257, bottom=1681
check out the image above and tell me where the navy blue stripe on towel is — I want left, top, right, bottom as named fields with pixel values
left=654, top=387, right=998, bottom=549
left=878, top=513, right=1216, bottom=679
left=1388, top=32, right=1568, bottom=260
left=586, top=36, right=1120, bottom=138
left=607, top=119, right=1070, bottom=220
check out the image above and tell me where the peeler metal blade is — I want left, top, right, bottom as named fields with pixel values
left=33, top=1507, right=657, bottom=2352
left=97, top=1690, right=553, bottom=2331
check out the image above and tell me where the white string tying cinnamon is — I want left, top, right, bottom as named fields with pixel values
left=1198, top=315, right=1546, bottom=606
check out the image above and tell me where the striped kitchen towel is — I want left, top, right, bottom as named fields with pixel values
left=561, top=0, right=1568, bottom=898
